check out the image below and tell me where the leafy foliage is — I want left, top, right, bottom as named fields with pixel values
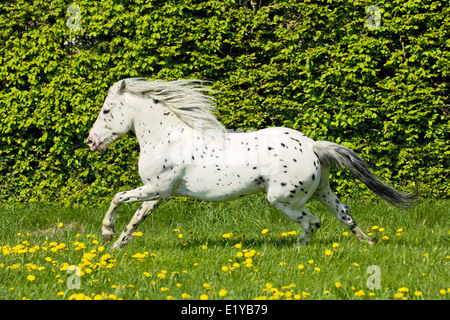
left=1, top=0, right=449, bottom=205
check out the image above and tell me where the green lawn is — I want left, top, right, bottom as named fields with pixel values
left=0, top=194, right=448, bottom=300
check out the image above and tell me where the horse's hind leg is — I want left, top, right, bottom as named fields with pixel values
left=270, top=201, right=321, bottom=246
left=314, top=168, right=375, bottom=244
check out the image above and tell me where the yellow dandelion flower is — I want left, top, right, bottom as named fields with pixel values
left=335, top=282, right=342, bottom=288
left=201, top=245, right=208, bottom=250
left=325, top=250, right=332, bottom=256
left=261, top=229, right=269, bottom=234
left=27, top=275, right=35, bottom=281
left=222, top=266, right=229, bottom=272
left=160, top=287, right=169, bottom=292
left=355, top=290, right=365, bottom=297
left=398, top=287, right=409, bottom=293
left=440, top=289, right=447, bottom=295
left=308, top=259, right=314, bottom=264
left=235, top=243, right=242, bottom=249
left=314, top=267, right=321, bottom=272
left=414, top=291, right=422, bottom=297
left=219, top=290, right=228, bottom=297
left=371, top=226, right=379, bottom=230
left=182, top=293, right=190, bottom=299
left=343, top=232, right=349, bottom=236
left=200, top=294, right=208, bottom=300
left=58, top=223, right=64, bottom=228
left=298, top=264, right=305, bottom=270
left=332, top=242, right=339, bottom=248
left=178, top=234, right=183, bottom=239
left=395, top=292, right=404, bottom=299
left=353, top=263, right=360, bottom=267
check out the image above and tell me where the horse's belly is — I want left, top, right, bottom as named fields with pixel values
left=172, top=166, right=265, bottom=201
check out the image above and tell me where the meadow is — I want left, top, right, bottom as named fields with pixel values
left=0, top=193, right=448, bottom=300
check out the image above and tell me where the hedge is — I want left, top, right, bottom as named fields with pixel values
left=1, top=0, right=449, bottom=205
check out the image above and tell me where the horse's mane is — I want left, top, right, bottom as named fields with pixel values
left=122, top=78, right=226, bottom=137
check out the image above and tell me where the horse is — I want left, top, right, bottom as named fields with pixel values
left=86, top=78, right=418, bottom=250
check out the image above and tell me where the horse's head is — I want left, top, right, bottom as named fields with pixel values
left=86, top=80, right=133, bottom=152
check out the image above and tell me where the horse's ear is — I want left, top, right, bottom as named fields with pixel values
left=118, top=80, right=126, bottom=94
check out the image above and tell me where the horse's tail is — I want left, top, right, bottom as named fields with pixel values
left=312, top=141, right=419, bottom=209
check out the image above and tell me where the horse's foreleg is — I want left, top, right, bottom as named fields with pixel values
left=101, top=185, right=163, bottom=244
left=112, top=200, right=159, bottom=250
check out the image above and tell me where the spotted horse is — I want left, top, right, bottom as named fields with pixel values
left=86, top=78, right=418, bottom=249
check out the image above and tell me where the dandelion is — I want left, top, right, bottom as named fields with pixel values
left=382, top=236, right=390, bottom=240
left=398, top=287, right=409, bottom=293
left=182, top=293, right=190, bottom=299
left=414, top=291, right=423, bottom=297
left=298, top=264, right=305, bottom=270
left=343, top=232, right=349, bottom=236
left=261, top=229, right=269, bottom=234
left=201, top=245, right=208, bottom=250
left=160, top=287, right=169, bottom=292
left=395, top=292, right=404, bottom=299
left=325, top=250, right=332, bottom=256
left=324, top=290, right=330, bottom=295
left=58, top=223, right=64, bottom=228
left=440, top=289, right=447, bottom=295
left=222, top=233, right=232, bottom=238
left=314, top=267, right=321, bottom=272
left=335, top=282, right=342, bottom=288
left=353, top=263, right=360, bottom=267
left=178, top=234, right=183, bottom=239
left=57, top=292, right=65, bottom=296
left=133, top=232, right=143, bottom=237
left=372, top=226, right=379, bottom=230
left=200, top=294, right=208, bottom=300
left=219, top=289, right=228, bottom=297
left=235, top=243, right=242, bottom=249
left=308, top=259, right=314, bottom=264
left=27, top=275, right=35, bottom=281
left=423, top=253, right=429, bottom=258
left=93, top=294, right=103, bottom=300
left=332, top=242, right=339, bottom=248
left=379, top=228, right=385, bottom=232
left=355, top=290, right=365, bottom=297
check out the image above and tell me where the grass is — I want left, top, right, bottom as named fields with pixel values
left=0, top=193, right=449, bottom=300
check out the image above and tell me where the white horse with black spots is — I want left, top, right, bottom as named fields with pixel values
left=86, top=78, right=418, bottom=250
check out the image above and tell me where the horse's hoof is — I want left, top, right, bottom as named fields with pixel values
left=367, top=237, right=377, bottom=246
left=102, top=231, right=115, bottom=243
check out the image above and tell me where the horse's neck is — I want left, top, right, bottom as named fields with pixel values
left=132, top=102, right=184, bottom=150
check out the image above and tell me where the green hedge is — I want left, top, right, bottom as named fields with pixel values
left=1, top=0, right=449, bottom=205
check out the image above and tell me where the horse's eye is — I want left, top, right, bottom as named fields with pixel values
left=103, top=109, right=110, bottom=115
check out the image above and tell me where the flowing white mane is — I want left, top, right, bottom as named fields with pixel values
left=123, top=78, right=226, bottom=136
